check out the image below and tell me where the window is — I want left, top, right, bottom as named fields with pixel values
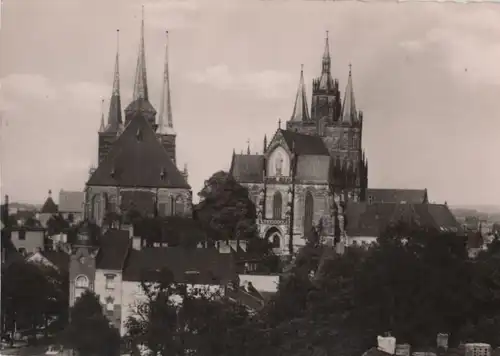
left=272, top=191, right=282, bottom=219
left=74, top=275, right=89, bottom=300
left=18, top=230, right=26, bottom=240
left=304, top=191, right=314, bottom=235
left=105, top=296, right=114, bottom=312
left=275, top=154, right=283, bottom=176
left=105, top=274, right=115, bottom=290
left=272, top=234, right=280, bottom=248
left=368, top=195, right=374, bottom=205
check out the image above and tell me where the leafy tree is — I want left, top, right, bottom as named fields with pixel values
left=194, top=171, right=257, bottom=241
left=60, top=290, right=120, bottom=356
left=126, top=267, right=250, bottom=356
left=1, top=260, right=68, bottom=342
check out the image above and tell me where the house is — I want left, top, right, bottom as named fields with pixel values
left=38, top=190, right=58, bottom=227
left=58, top=190, right=85, bottom=224
left=66, top=221, right=248, bottom=336
left=7, top=226, right=46, bottom=255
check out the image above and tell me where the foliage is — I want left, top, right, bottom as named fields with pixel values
left=1, top=260, right=68, bottom=339
left=59, top=290, right=120, bottom=356
left=194, top=171, right=257, bottom=241
left=126, top=267, right=250, bottom=356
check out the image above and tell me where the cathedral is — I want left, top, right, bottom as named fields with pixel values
left=230, top=33, right=430, bottom=255
left=85, top=11, right=192, bottom=226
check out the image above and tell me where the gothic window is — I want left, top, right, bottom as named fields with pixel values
left=275, top=154, right=283, bottom=177
left=304, top=191, right=314, bottom=235
left=342, top=132, right=349, bottom=149
left=74, top=275, right=89, bottom=300
left=272, top=234, right=280, bottom=248
left=175, top=197, right=184, bottom=216
left=170, top=196, right=175, bottom=216
left=159, top=203, right=167, bottom=217
left=273, top=191, right=283, bottom=219
left=352, top=134, right=359, bottom=149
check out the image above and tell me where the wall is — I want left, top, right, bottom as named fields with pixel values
left=238, top=274, right=279, bottom=293
left=94, top=269, right=123, bottom=330
left=69, top=248, right=97, bottom=307
left=120, top=281, right=224, bottom=336
left=10, top=229, right=45, bottom=254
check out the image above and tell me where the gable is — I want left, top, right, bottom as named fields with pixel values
left=266, top=129, right=329, bottom=157
left=87, top=114, right=190, bottom=189
left=267, top=146, right=291, bottom=177
left=230, top=154, right=264, bottom=183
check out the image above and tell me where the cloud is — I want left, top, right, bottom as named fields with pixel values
left=187, top=64, right=295, bottom=99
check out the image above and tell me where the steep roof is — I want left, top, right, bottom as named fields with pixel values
left=366, top=188, right=427, bottom=204
left=122, top=247, right=237, bottom=284
left=295, top=155, right=331, bottom=183
left=87, top=113, right=190, bottom=189
left=230, top=154, right=264, bottom=183
left=96, top=229, right=130, bottom=270
left=58, top=190, right=85, bottom=213
left=279, top=129, right=329, bottom=156
left=41, top=193, right=58, bottom=214
left=346, top=203, right=463, bottom=237
left=41, top=250, right=70, bottom=273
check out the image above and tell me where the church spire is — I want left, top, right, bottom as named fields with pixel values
left=322, top=31, right=331, bottom=74
left=133, top=6, right=149, bottom=101
left=341, top=64, right=357, bottom=124
left=99, top=99, right=105, bottom=132
left=290, top=64, right=310, bottom=122
left=105, top=29, right=122, bottom=133
left=158, top=30, right=174, bottom=135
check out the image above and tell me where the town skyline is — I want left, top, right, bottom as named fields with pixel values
left=1, top=0, right=499, bottom=206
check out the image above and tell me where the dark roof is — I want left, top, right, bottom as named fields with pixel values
left=295, top=155, right=331, bottom=182
left=346, top=203, right=463, bottom=237
left=41, top=197, right=58, bottom=214
left=362, top=347, right=393, bottom=356
left=87, top=113, right=189, bottom=189
left=96, top=229, right=130, bottom=270
left=124, top=98, right=157, bottom=114
left=122, top=247, right=237, bottom=284
left=42, top=250, right=70, bottom=272
left=367, top=188, right=427, bottom=204
left=230, top=154, right=264, bottom=183
left=279, top=129, right=330, bottom=156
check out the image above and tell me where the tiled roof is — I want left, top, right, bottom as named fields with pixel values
left=367, top=188, right=427, bottom=204
left=87, top=113, right=189, bottom=189
left=122, top=247, right=237, bottom=284
left=279, top=129, right=330, bottom=156
left=346, top=203, right=463, bottom=237
left=295, top=155, right=331, bottom=182
left=42, top=250, right=70, bottom=272
left=96, top=229, right=130, bottom=270
left=230, top=154, right=264, bottom=183
left=41, top=197, right=58, bottom=214
left=58, top=191, right=85, bottom=213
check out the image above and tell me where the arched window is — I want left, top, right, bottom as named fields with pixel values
left=74, top=275, right=89, bottom=300
left=304, top=191, right=314, bottom=235
left=175, top=197, right=184, bottom=216
left=273, top=191, right=282, bottom=219
left=272, top=234, right=280, bottom=248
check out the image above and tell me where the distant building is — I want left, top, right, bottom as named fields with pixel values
left=58, top=190, right=85, bottom=224
left=8, top=226, right=46, bottom=255
left=38, top=190, right=58, bottom=227
left=230, top=33, right=429, bottom=255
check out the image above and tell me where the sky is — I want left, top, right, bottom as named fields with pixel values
left=0, top=0, right=499, bottom=206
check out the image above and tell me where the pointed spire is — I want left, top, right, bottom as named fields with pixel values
left=105, top=29, right=123, bottom=133
left=263, top=134, right=267, bottom=153
left=247, top=139, right=251, bottom=155
left=322, top=31, right=331, bottom=73
left=341, top=64, right=357, bottom=124
left=290, top=64, right=310, bottom=122
left=99, top=99, right=105, bottom=132
left=158, top=30, right=175, bottom=135
left=133, top=6, right=149, bottom=101
left=278, top=118, right=282, bottom=129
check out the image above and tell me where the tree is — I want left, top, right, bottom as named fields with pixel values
left=60, top=290, right=120, bottom=356
left=1, top=260, right=68, bottom=342
left=47, top=214, right=70, bottom=237
left=194, top=171, right=257, bottom=241
left=126, top=267, right=250, bottom=356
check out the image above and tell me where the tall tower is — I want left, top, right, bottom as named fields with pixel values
left=157, top=30, right=177, bottom=164
left=124, top=6, right=157, bottom=127
left=310, top=31, right=341, bottom=125
left=98, top=29, right=123, bottom=164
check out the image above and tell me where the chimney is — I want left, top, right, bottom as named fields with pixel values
left=378, top=334, right=396, bottom=355
left=437, top=333, right=449, bottom=352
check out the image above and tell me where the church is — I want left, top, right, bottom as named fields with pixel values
left=84, top=11, right=191, bottom=226
left=228, top=33, right=458, bottom=255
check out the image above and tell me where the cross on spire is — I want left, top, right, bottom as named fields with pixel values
left=278, top=118, right=282, bottom=129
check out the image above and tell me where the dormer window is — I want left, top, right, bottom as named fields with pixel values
left=160, top=168, right=167, bottom=181
left=110, top=167, right=115, bottom=178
